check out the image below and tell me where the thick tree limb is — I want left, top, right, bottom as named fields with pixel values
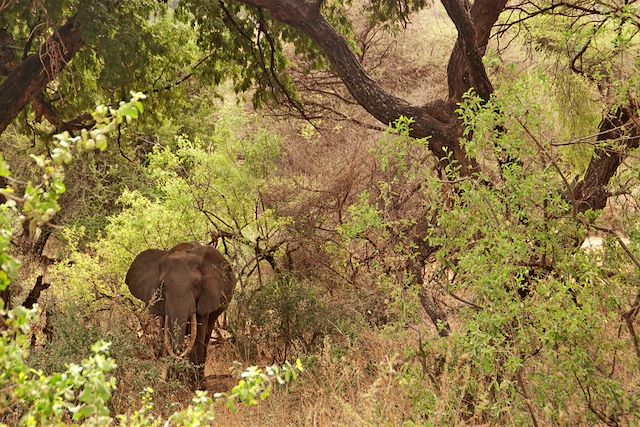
left=0, top=18, right=84, bottom=135
left=573, top=104, right=640, bottom=213
left=237, top=3, right=451, bottom=137
left=0, top=286, right=9, bottom=310
left=441, top=0, right=497, bottom=101
left=32, top=93, right=94, bottom=132
left=21, top=275, right=51, bottom=309
left=408, top=216, right=451, bottom=336
left=447, top=0, right=507, bottom=101
left=238, top=0, right=486, bottom=175
left=0, top=28, right=17, bottom=76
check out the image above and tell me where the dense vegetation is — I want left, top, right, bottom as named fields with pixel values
left=1, top=0, right=639, bottom=425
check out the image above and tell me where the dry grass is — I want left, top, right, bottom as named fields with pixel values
left=212, top=327, right=430, bottom=426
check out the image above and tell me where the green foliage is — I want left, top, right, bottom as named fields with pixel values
left=333, top=116, right=435, bottom=326
left=50, top=105, right=285, bottom=309
left=0, top=306, right=116, bottom=426
left=115, top=387, right=161, bottom=427
left=333, top=82, right=640, bottom=423
left=338, top=192, right=384, bottom=241
left=28, top=305, right=103, bottom=374
left=0, top=96, right=141, bottom=424
left=503, top=2, right=640, bottom=115
left=0, top=93, right=145, bottom=298
left=364, top=0, right=431, bottom=25
left=395, top=89, right=640, bottom=423
left=234, top=275, right=332, bottom=360
left=7, top=92, right=145, bottom=233
left=0, top=195, right=20, bottom=293
left=1, top=1, right=203, bottom=121
left=3, top=2, right=640, bottom=424
left=142, top=106, right=284, bottom=242
left=177, top=0, right=299, bottom=107
left=0, top=305, right=303, bottom=426
left=1, top=2, right=233, bottom=244
left=216, top=359, right=304, bottom=410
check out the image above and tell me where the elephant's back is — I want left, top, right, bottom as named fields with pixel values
left=169, top=241, right=200, bottom=252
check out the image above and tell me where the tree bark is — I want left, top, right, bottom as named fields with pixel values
left=0, top=28, right=17, bottom=76
left=32, top=93, right=94, bottom=132
left=236, top=0, right=508, bottom=333
left=235, top=0, right=640, bottom=336
left=0, top=18, right=84, bottom=135
left=21, top=275, right=51, bottom=309
left=441, top=0, right=497, bottom=102
left=573, top=104, right=640, bottom=213
left=0, top=286, right=9, bottom=310
left=446, top=0, right=508, bottom=101
left=238, top=0, right=486, bottom=174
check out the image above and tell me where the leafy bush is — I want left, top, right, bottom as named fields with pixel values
left=232, top=275, right=333, bottom=361
left=28, top=304, right=102, bottom=373
left=323, top=88, right=640, bottom=424
left=0, top=306, right=117, bottom=426
left=0, top=305, right=303, bottom=426
left=0, top=98, right=303, bottom=426
left=50, top=105, right=286, bottom=307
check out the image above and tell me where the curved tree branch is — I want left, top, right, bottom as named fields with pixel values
left=441, top=0, right=496, bottom=101
left=237, top=0, right=487, bottom=174
left=0, top=17, right=84, bottom=135
left=573, top=103, right=640, bottom=213
left=447, top=0, right=508, bottom=101
left=237, top=1, right=449, bottom=137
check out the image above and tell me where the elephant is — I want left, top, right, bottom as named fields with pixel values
left=125, top=242, right=235, bottom=371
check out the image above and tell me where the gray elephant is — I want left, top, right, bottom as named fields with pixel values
left=125, top=242, right=235, bottom=370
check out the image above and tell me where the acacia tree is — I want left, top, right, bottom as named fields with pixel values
left=234, top=2, right=639, bottom=421
left=2, top=0, right=639, bottom=422
left=221, top=0, right=638, bottom=205
left=0, top=1, right=221, bottom=136
left=3, top=0, right=638, bottom=332
left=195, top=0, right=638, bottom=331
left=3, top=0, right=637, bottom=205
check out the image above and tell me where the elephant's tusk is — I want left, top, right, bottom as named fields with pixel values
left=178, top=313, right=197, bottom=359
left=163, top=315, right=177, bottom=357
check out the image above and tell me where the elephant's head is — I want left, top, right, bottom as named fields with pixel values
left=125, top=242, right=235, bottom=358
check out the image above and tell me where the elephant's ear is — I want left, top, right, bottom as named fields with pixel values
left=125, top=249, right=167, bottom=315
left=194, top=246, right=235, bottom=314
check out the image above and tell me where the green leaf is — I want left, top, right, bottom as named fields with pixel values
left=0, top=155, right=10, bottom=178
left=95, top=133, right=108, bottom=151
left=51, top=181, right=66, bottom=195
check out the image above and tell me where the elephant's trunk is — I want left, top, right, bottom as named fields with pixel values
left=163, top=313, right=197, bottom=358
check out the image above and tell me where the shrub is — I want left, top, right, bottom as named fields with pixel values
left=232, top=274, right=333, bottom=362
left=0, top=305, right=303, bottom=426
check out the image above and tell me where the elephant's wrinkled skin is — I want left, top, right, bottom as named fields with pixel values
left=125, top=242, right=235, bottom=368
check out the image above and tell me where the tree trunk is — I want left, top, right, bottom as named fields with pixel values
left=0, top=18, right=84, bottom=135
left=573, top=104, right=640, bottom=213
left=446, top=0, right=508, bottom=102
left=0, top=286, right=9, bottom=310
left=239, top=0, right=488, bottom=175
left=235, top=0, right=639, bottom=336
left=22, top=275, right=51, bottom=309
left=236, top=0, right=506, bottom=333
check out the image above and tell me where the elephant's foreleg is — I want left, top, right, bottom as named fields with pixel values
left=205, top=308, right=225, bottom=350
left=189, top=309, right=226, bottom=372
